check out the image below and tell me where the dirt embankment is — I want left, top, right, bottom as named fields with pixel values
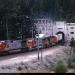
left=0, top=46, right=71, bottom=73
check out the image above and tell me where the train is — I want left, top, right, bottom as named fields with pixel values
left=0, top=34, right=64, bottom=54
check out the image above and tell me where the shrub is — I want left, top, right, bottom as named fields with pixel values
left=54, top=61, right=67, bottom=73
left=73, top=48, right=75, bottom=54
left=71, top=55, right=75, bottom=62
left=69, top=37, right=75, bottom=47
left=68, top=54, right=75, bottom=68
left=68, top=57, right=72, bottom=68
left=71, top=62, right=75, bottom=69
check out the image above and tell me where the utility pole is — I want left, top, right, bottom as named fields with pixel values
left=52, top=21, right=54, bottom=36
left=35, top=28, right=40, bottom=60
left=37, top=32, right=40, bottom=60
left=41, top=38, right=43, bottom=62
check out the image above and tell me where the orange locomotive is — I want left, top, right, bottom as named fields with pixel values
left=0, top=41, right=9, bottom=52
left=25, top=35, right=59, bottom=50
left=26, top=38, right=37, bottom=50
left=0, top=35, right=60, bottom=54
left=43, top=35, right=58, bottom=48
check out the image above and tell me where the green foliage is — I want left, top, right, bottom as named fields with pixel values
left=73, top=48, right=75, bottom=54
left=54, top=61, right=67, bottom=73
left=71, top=62, right=75, bottom=69
left=68, top=54, right=75, bottom=68
left=71, top=55, right=75, bottom=62
left=0, top=0, right=37, bottom=40
left=68, top=56, right=73, bottom=68
left=70, top=37, right=75, bottom=47
left=1, top=0, right=75, bottom=39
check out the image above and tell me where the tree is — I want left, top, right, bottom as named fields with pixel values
left=0, top=0, right=37, bottom=40
left=0, top=0, right=18, bottom=40
left=16, top=0, right=37, bottom=39
left=1, top=0, right=75, bottom=40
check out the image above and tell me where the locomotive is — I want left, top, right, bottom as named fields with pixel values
left=0, top=34, right=63, bottom=54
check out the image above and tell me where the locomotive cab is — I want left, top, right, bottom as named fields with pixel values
left=26, top=38, right=37, bottom=51
left=0, top=41, right=8, bottom=53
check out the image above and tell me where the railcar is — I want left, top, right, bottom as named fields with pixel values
left=43, top=35, right=58, bottom=48
left=0, top=34, right=64, bottom=55
left=0, top=40, right=22, bottom=54
left=25, top=35, right=60, bottom=50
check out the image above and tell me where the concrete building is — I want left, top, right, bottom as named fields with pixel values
left=34, top=18, right=75, bottom=41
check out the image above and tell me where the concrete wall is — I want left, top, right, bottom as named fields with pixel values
left=66, top=23, right=75, bottom=41
left=34, top=18, right=75, bottom=41
left=54, top=21, right=67, bottom=41
left=34, top=18, right=53, bottom=37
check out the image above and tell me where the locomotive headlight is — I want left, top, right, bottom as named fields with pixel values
left=35, top=34, right=45, bottom=39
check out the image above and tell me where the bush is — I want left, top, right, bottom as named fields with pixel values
left=73, top=48, right=75, bottom=54
left=68, top=54, right=75, bottom=68
left=54, top=62, right=67, bottom=73
left=71, top=55, right=75, bottom=62
left=69, top=37, right=75, bottom=47
left=68, top=57, right=72, bottom=68
left=71, top=62, right=75, bottom=69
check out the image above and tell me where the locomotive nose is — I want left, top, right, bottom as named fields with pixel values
left=0, top=41, right=7, bottom=52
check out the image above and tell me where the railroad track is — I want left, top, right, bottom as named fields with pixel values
left=0, top=45, right=60, bottom=61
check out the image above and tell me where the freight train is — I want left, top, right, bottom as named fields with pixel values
left=0, top=34, right=64, bottom=54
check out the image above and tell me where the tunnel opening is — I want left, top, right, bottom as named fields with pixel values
left=56, top=31, right=65, bottom=45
